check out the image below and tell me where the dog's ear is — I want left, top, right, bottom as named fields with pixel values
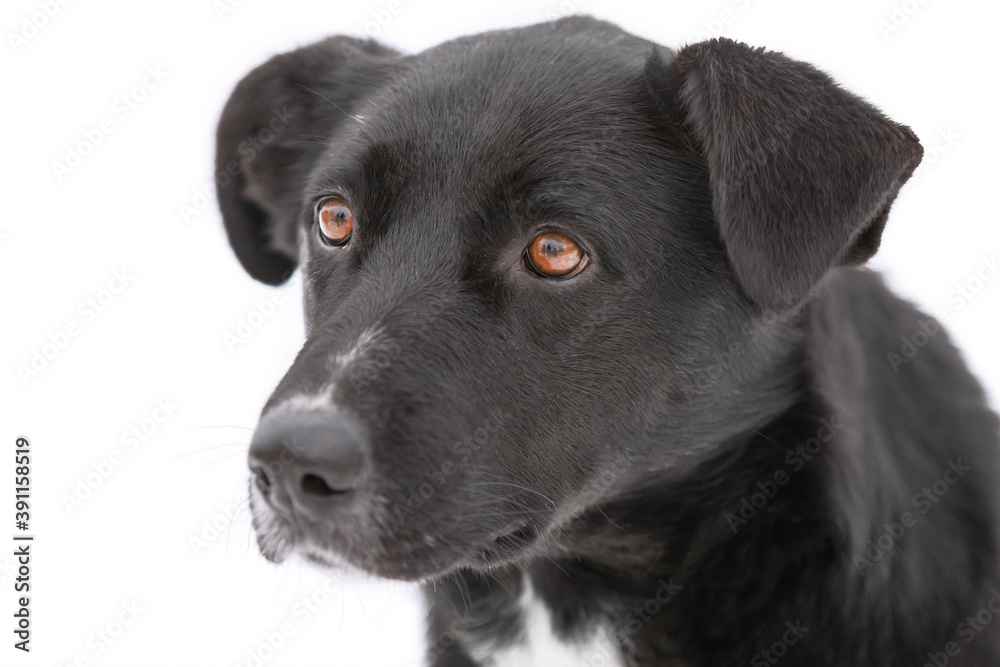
left=652, top=39, right=922, bottom=310
left=216, top=37, right=399, bottom=285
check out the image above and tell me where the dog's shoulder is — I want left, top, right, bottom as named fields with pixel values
left=805, top=266, right=998, bottom=445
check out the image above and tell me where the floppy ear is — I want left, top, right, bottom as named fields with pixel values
left=657, top=39, right=922, bottom=311
left=216, top=37, right=399, bottom=285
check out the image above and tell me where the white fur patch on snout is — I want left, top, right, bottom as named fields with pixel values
left=273, top=326, right=384, bottom=412
left=464, top=577, right=624, bottom=667
left=330, top=326, right=381, bottom=376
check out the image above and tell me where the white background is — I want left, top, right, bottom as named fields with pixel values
left=1, top=0, right=998, bottom=665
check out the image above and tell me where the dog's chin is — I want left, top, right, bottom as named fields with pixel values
left=253, top=522, right=545, bottom=581
left=250, top=499, right=545, bottom=581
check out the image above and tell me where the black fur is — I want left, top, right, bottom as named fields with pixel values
left=216, top=16, right=1000, bottom=666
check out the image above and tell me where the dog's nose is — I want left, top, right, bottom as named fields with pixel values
left=248, top=411, right=367, bottom=519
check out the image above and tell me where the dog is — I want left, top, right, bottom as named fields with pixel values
left=215, top=16, right=1000, bottom=666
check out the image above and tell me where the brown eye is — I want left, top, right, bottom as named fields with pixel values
left=525, top=231, right=588, bottom=278
left=317, top=197, right=354, bottom=245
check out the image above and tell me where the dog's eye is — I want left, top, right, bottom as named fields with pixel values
left=525, top=232, right=588, bottom=278
left=316, top=197, right=354, bottom=245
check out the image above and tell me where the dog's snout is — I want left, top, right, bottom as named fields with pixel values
left=248, top=410, right=367, bottom=519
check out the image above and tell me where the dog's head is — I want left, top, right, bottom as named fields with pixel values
left=216, top=17, right=921, bottom=580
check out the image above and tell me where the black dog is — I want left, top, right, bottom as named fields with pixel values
left=216, top=17, right=1000, bottom=666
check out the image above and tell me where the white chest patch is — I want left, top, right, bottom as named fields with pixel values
left=463, top=578, right=624, bottom=667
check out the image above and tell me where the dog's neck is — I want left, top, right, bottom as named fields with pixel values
left=433, top=381, right=851, bottom=665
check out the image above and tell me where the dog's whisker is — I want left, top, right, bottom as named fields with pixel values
left=297, top=84, right=364, bottom=131
left=195, top=425, right=255, bottom=432
left=173, top=441, right=250, bottom=459
left=467, top=481, right=557, bottom=508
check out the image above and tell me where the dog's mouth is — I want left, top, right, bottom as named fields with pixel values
left=249, top=478, right=546, bottom=578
